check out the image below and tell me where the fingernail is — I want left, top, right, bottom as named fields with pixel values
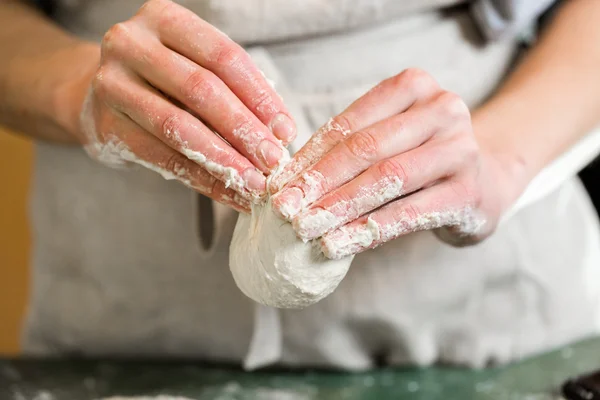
left=272, top=187, right=304, bottom=220
left=242, top=168, right=266, bottom=193
left=258, top=140, right=284, bottom=170
left=270, top=113, right=297, bottom=144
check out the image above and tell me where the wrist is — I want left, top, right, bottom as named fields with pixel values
left=471, top=104, right=538, bottom=211
left=49, top=42, right=100, bottom=144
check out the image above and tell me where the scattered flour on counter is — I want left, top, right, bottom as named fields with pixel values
left=30, top=391, right=54, bottom=400
left=407, top=381, right=420, bottom=393
left=98, top=383, right=315, bottom=400
left=99, top=397, right=195, bottom=400
left=12, top=390, right=26, bottom=400
left=229, top=198, right=354, bottom=309
left=201, top=382, right=317, bottom=400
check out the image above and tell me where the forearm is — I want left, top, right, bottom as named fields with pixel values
left=473, top=0, right=600, bottom=198
left=0, top=0, right=99, bottom=143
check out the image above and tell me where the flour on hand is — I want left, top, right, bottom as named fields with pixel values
left=229, top=198, right=354, bottom=309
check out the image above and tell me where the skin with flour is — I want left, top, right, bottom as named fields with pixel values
left=232, top=0, right=600, bottom=307
left=268, top=1, right=600, bottom=260
left=3, top=0, right=600, bottom=324
left=0, top=0, right=298, bottom=213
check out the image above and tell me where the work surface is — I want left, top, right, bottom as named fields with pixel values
left=2, top=338, right=599, bottom=400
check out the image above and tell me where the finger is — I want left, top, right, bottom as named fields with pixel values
left=319, top=181, right=486, bottom=259
left=102, top=21, right=288, bottom=173
left=109, top=115, right=251, bottom=213
left=135, top=0, right=296, bottom=144
left=292, top=140, right=466, bottom=241
left=94, top=64, right=267, bottom=200
left=271, top=98, right=455, bottom=220
left=269, top=69, right=440, bottom=192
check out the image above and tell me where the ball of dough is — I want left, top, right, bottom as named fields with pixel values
left=229, top=200, right=354, bottom=309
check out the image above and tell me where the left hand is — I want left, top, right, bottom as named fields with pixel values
left=269, top=69, right=523, bottom=259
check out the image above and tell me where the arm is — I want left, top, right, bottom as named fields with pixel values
left=0, top=0, right=99, bottom=142
left=0, top=0, right=297, bottom=212
left=270, top=0, right=600, bottom=258
left=473, top=0, right=600, bottom=202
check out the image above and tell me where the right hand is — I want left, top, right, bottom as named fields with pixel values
left=76, top=0, right=296, bottom=213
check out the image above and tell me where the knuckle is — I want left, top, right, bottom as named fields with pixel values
left=252, top=90, right=275, bottom=116
left=164, top=152, right=188, bottom=175
left=137, top=0, right=168, bottom=15
left=344, top=130, right=379, bottom=163
left=394, top=68, right=438, bottom=97
left=436, top=91, right=470, bottom=121
left=232, top=120, right=254, bottom=142
left=196, top=173, right=219, bottom=195
left=182, top=69, right=218, bottom=101
left=401, top=203, right=422, bottom=222
left=218, top=151, right=241, bottom=170
left=143, top=0, right=179, bottom=28
left=377, top=158, right=409, bottom=184
left=329, top=190, right=354, bottom=211
left=102, top=22, right=133, bottom=54
left=160, top=113, right=182, bottom=139
left=194, top=168, right=217, bottom=194
left=331, top=114, right=356, bottom=135
left=155, top=3, right=202, bottom=39
left=208, top=176, right=221, bottom=195
left=209, top=41, right=244, bottom=67
left=233, top=192, right=251, bottom=207
left=298, top=169, right=327, bottom=198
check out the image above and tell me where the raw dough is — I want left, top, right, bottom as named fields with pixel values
left=229, top=199, right=354, bottom=309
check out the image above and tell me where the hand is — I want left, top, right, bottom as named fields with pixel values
left=270, top=69, right=522, bottom=259
left=75, top=0, right=296, bottom=213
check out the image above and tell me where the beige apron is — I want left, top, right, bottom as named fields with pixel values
left=23, top=0, right=600, bottom=370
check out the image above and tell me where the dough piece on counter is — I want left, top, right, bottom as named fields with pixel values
left=229, top=199, right=354, bottom=309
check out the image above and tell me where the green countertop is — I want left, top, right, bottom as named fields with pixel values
left=2, top=338, right=600, bottom=400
